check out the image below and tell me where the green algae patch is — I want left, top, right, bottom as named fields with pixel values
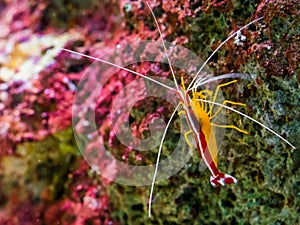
left=0, top=129, right=80, bottom=202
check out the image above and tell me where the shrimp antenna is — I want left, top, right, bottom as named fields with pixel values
left=197, top=99, right=296, bottom=150
left=187, top=17, right=263, bottom=92
left=61, top=48, right=176, bottom=92
left=193, top=73, right=250, bottom=91
left=144, top=1, right=183, bottom=217
left=148, top=103, right=180, bottom=218
left=144, top=1, right=180, bottom=92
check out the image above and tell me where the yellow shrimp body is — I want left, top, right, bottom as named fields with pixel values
left=190, top=98, right=218, bottom=165
left=180, top=77, right=248, bottom=186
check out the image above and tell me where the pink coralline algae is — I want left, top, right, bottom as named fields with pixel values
left=0, top=51, right=80, bottom=155
left=0, top=0, right=126, bottom=224
left=43, top=174, right=114, bottom=225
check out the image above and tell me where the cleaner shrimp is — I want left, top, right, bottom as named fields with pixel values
left=62, top=0, right=296, bottom=218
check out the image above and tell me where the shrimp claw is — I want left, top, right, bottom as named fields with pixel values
left=210, top=173, right=238, bottom=187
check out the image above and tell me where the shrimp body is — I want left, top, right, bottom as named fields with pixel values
left=178, top=81, right=237, bottom=187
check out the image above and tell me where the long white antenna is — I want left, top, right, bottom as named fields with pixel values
left=61, top=48, right=176, bottom=92
left=193, top=73, right=250, bottom=91
left=197, top=99, right=296, bottom=150
left=148, top=103, right=180, bottom=217
left=145, top=1, right=180, bottom=92
left=187, top=17, right=263, bottom=92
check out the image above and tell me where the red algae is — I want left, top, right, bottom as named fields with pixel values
left=254, top=0, right=300, bottom=78
left=0, top=1, right=120, bottom=224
